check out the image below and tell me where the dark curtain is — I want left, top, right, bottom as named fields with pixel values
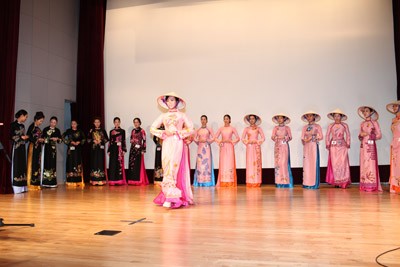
left=394, top=0, right=400, bottom=99
left=0, top=1, right=21, bottom=194
left=76, top=0, right=107, bottom=182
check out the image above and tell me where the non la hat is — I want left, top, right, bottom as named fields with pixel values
left=386, top=100, right=400, bottom=114
left=327, top=108, right=347, bottom=121
left=157, top=91, right=186, bottom=110
left=358, top=106, right=379, bottom=120
left=272, top=113, right=291, bottom=125
left=301, top=111, right=321, bottom=122
left=243, top=114, right=262, bottom=126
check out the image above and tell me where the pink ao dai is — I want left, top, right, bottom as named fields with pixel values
left=301, top=123, right=323, bottom=189
left=390, top=116, right=400, bottom=193
left=193, top=127, right=215, bottom=186
left=150, top=110, right=194, bottom=207
left=215, top=126, right=240, bottom=187
left=325, top=123, right=351, bottom=188
left=272, top=125, right=293, bottom=187
left=359, top=120, right=382, bottom=192
left=242, top=126, right=265, bottom=187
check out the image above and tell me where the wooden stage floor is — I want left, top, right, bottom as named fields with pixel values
left=0, top=184, right=399, bottom=267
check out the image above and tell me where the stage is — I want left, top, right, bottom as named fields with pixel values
left=0, top=184, right=399, bottom=266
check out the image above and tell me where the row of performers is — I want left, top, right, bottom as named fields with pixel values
left=10, top=111, right=152, bottom=194
left=9, top=101, right=400, bottom=194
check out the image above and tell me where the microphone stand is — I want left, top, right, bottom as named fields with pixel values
left=0, top=218, right=35, bottom=227
left=0, top=141, right=11, bottom=163
left=0, top=122, right=11, bottom=163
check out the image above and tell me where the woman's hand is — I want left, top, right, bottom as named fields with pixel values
left=165, top=130, right=175, bottom=137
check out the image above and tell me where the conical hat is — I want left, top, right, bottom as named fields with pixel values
left=386, top=100, right=400, bottom=114
left=157, top=91, right=186, bottom=110
left=272, top=113, right=291, bottom=125
left=327, top=108, right=347, bottom=121
left=301, top=110, right=321, bottom=122
left=243, top=114, right=262, bottom=126
left=358, top=106, right=379, bottom=120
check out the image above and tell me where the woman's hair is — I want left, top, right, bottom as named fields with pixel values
left=113, top=117, right=120, bottom=122
left=133, top=117, right=142, bottom=124
left=224, top=114, right=231, bottom=123
left=50, top=116, right=58, bottom=122
left=93, top=117, right=101, bottom=123
left=201, top=115, right=208, bottom=121
left=34, top=111, right=45, bottom=121
left=71, top=119, right=78, bottom=125
left=15, top=109, right=28, bottom=119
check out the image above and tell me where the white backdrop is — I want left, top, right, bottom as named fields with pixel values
left=105, top=0, right=396, bottom=169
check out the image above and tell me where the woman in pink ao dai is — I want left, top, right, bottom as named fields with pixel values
left=387, top=101, right=400, bottom=193
left=325, top=109, right=351, bottom=188
left=358, top=106, right=382, bottom=192
left=150, top=92, right=194, bottom=208
left=271, top=114, right=293, bottom=188
left=242, top=114, right=265, bottom=187
left=193, top=115, right=216, bottom=187
left=215, top=114, right=240, bottom=187
left=301, top=111, right=323, bottom=189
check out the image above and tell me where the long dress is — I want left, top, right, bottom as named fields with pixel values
left=325, top=122, right=351, bottom=188
left=128, top=127, right=149, bottom=185
left=87, top=128, right=109, bottom=185
left=42, top=126, right=62, bottom=187
left=153, top=134, right=163, bottom=185
left=215, top=126, right=240, bottom=187
left=26, top=123, right=43, bottom=189
left=10, top=121, right=28, bottom=193
left=390, top=116, right=400, bottom=193
left=359, top=119, right=382, bottom=192
left=150, top=110, right=194, bottom=208
left=108, top=128, right=127, bottom=185
left=301, top=123, right=323, bottom=189
left=242, top=126, right=265, bottom=187
left=193, top=127, right=216, bottom=187
left=62, top=129, right=85, bottom=186
left=272, top=125, right=294, bottom=188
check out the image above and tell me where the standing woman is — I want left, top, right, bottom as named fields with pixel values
left=242, top=114, right=265, bottom=187
left=128, top=118, right=149, bottom=185
left=26, top=111, right=45, bottom=190
left=153, top=125, right=164, bottom=185
left=63, top=120, right=85, bottom=187
left=42, top=116, right=62, bottom=188
left=193, top=115, right=216, bottom=187
left=87, top=117, right=109, bottom=185
left=358, top=106, right=382, bottom=192
left=301, top=111, right=323, bottom=189
left=150, top=92, right=194, bottom=208
left=387, top=101, right=400, bottom=193
left=108, top=117, right=127, bottom=186
left=215, top=114, right=240, bottom=187
left=325, top=109, right=351, bottom=189
left=271, top=114, right=293, bottom=188
left=10, top=109, right=29, bottom=194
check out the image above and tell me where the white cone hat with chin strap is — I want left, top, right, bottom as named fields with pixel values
left=358, top=106, right=379, bottom=120
left=301, top=111, right=321, bottom=122
left=157, top=91, right=186, bottom=110
left=327, top=108, right=347, bottom=121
